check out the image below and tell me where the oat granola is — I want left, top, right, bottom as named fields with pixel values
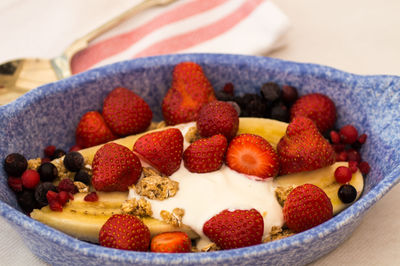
left=262, top=226, right=295, bottom=243
left=121, top=197, right=153, bottom=217
left=184, top=126, right=201, bottom=143
left=160, top=208, right=185, bottom=227
left=135, top=174, right=179, bottom=200
left=275, top=186, right=294, bottom=206
left=27, top=158, right=42, bottom=170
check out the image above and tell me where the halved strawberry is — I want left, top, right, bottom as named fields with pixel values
left=75, top=111, right=116, bottom=148
left=203, top=208, right=264, bottom=250
left=102, top=87, right=153, bottom=136
left=99, top=214, right=150, bottom=251
left=225, top=134, right=279, bottom=179
left=133, top=128, right=183, bottom=176
left=150, top=231, right=191, bottom=253
left=162, top=62, right=216, bottom=125
left=92, top=142, right=142, bottom=191
left=183, top=134, right=227, bottom=173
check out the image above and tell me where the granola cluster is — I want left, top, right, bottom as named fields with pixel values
left=263, top=226, right=295, bottom=243
left=184, top=126, right=202, bottom=143
left=275, top=186, right=294, bottom=206
left=134, top=171, right=179, bottom=201
left=27, top=158, right=42, bottom=170
left=160, top=208, right=185, bottom=227
left=121, top=197, right=153, bottom=217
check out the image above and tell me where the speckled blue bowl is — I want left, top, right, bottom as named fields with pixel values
left=0, top=54, right=399, bottom=265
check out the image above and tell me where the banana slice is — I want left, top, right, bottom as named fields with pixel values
left=274, top=162, right=364, bottom=215
left=30, top=191, right=199, bottom=243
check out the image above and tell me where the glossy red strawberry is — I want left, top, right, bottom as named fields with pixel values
left=75, top=111, right=116, bottom=148
left=162, top=62, right=216, bottom=125
left=102, top=87, right=152, bottom=136
left=150, top=231, right=191, bottom=253
left=183, top=134, right=227, bottom=173
left=225, top=134, right=279, bottom=179
left=203, top=208, right=264, bottom=250
left=99, top=214, right=150, bottom=251
left=133, top=128, right=183, bottom=176
left=197, top=101, right=239, bottom=140
left=283, top=184, right=333, bottom=233
left=277, top=116, right=336, bottom=175
left=290, top=93, right=336, bottom=133
left=92, top=142, right=142, bottom=191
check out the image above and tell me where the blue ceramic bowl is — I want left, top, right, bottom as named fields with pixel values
left=0, top=54, right=399, bottom=265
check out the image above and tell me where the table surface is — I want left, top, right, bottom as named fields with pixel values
left=1, top=0, right=400, bottom=265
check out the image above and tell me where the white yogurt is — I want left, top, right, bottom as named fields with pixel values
left=128, top=123, right=284, bottom=248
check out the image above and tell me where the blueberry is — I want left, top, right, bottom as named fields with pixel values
left=63, top=151, right=84, bottom=172
left=260, top=82, right=281, bottom=102
left=4, top=153, right=27, bottom=177
left=38, top=162, right=58, bottom=182
left=281, top=85, right=298, bottom=106
left=338, top=184, right=357, bottom=203
left=17, top=189, right=38, bottom=213
left=34, top=182, right=57, bottom=208
left=52, top=149, right=66, bottom=160
left=270, top=102, right=290, bottom=122
left=74, top=169, right=91, bottom=185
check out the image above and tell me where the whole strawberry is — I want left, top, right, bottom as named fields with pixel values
left=102, top=87, right=153, bottom=136
left=75, top=111, right=116, bottom=148
left=150, top=231, right=192, bottom=253
left=92, top=143, right=142, bottom=191
left=290, top=93, right=336, bottom=133
left=99, top=214, right=150, bottom=251
left=225, top=134, right=280, bottom=179
left=133, top=128, right=183, bottom=176
left=203, top=208, right=264, bottom=250
left=283, top=184, right=333, bottom=233
left=183, top=134, right=227, bottom=173
left=162, top=62, right=216, bottom=125
left=197, top=101, right=239, bottom=140
left=277, top=116, right=336, bottom=175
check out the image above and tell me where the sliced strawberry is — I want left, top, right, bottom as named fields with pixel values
left=283, top=184, right=333, bottom=233
left=225, top=134, right=279, bottom=179
left=150, top=231, right=191, bottom=253
left=203, top=208, right=264, bottom=250
left=133, top=128, right=183, bottom=176
left=162, top=62, right=216, bottom=125
left=99, top=214, right=150, bottom=251
left=75, top=111, right=116, bottom=148
left=92, top=143, right=142, bottom=191
left=102, top=87, right=153, bottom=136
left=183, top=134, right=227, bottom=173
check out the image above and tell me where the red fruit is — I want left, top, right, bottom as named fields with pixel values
left=290, top=93, right=336, bottom=133
left=357, top=133, right=367, bottom=144
left=339, top=125, right=358, bottom=144
left=329, top=130, right=340, bottom=144
left=150, top=232, right=192, bottom=253
left=69, top=144, right=82, bottom=152
left=183, top=134, right=228, bottom=173
left=336, top=151, right=348, bottom=162
left=7, top=177, right=23, bottom=192
left=203, top=208, right=264, bottom=250
left=99, top=214, right=150, bottom=251
left=162, top=62, right=216, bottom=125
left=347, top=149, right=361, bottom=163
left=58, top=191, right=71, bottom=205
left=41, top=157, right=51, bottom=164
left=57, top=178, right=77, bottom=194
left=283, top=184, right=333, bottom=233
left=92, top=143, right=142, bottom=191
left=133, top=128, right=183, bottom=176
left=75, top=111, right=116, bottom=148
left=348, top=161, right=359, bottom=173
left=102, top=87, right=153, bottom=136
left=196, top=101, right=239, bottom=140
left=84, top=191, right=99, bottom=202
left=49, top=200, right=63, bottom=212
left=222, top=82, right=234, bottom=95
left=277, top=116, right=336, bottom=175
left=46, top=190, right=58, bottom=203
left=334, top=166, right=352, bottom=184
left=46, top=190, right=63, bottom=212
left=358, top=161, right=371, bottom=175
left=225, top=134, right=279, bottom=180
left=21, top=169, right=40, bottom=189
left=44, top=145, right=56, bottom=158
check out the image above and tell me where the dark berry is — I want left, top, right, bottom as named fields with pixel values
left=4, top=153, right=27, bottom=177
left=332, top=143, right=346, bottom=153
left=17, top=190, right=38, bottom=213
left=63, top=151, right=84, bottom=172
left=41, top=157, right=51, bottom=164
left=34, top=182, right=57, bottom=208
left=260, top=82, right=281, bottom=102
left=74, top=169, right=91, bottom=185
left=239, top=94, right=268, bottom=117
left=44, top=145, right=56, bottom=158
left=21, top=170, right=40, bottom=189
left=339, top=125, right=358, bottom=144
left=84, top=192, right=99, bottom=202
left=338, top=184, right=357, bottom=203
left=215, top=90, right=234, bottom=102
left=222, top=82, right=234, bottom=95
left=38, top=162, right=58, bottom=182
left=52, top=149, right=66, bottom=160
left=270, top=102, right=289, bottom=122
left=281, top=85, right=298, bottom=106
left=57, top=178, right=77, bottom=194
left=69, top=145, right=82, bottom=152
left=8, top=177, right=23, bottom=192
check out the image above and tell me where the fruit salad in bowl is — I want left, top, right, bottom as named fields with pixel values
left=0, top=54, right=399, bottom=265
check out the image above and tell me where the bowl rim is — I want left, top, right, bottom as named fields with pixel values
left=1, top=53, right=400, bottom=264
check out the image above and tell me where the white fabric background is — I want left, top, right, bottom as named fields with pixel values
left=1, top=0, right=400, bottom=265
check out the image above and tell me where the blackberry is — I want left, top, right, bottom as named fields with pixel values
left=338, top=184, right=357, bottom=203
left=17, top=189, right=38, bottom=213
left=74, top=169, right=91, bottom=185
left=38, top=162, right=58, bottom=182
left=281, top=85, right=298, bottom=106
left=260, top=82, right=281, bottom=102
left=63, top=151, right=84, bottom=172
left=34, top=182, right=57, bottom=208
left=4, top=153, right=27, bottom=177
left=236, top=93, right=268, bottom=117
left=52, top=149, right=66, bottom=160
left=270, top=102, right=290, bottom=122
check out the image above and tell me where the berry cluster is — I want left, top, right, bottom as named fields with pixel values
left=215, top=82, right=298, bottom=122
